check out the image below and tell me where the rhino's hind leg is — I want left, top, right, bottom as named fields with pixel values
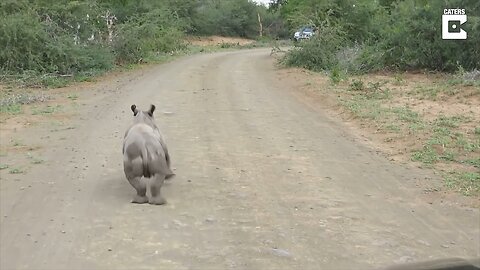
left=127, top=176, right=148, bottom=204
left=149, top=173, right=166, bottom=205
left=132, top=194, right=149, bottom=204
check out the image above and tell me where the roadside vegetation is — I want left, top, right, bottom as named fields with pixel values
left=348, top=77, right=478, bottom=195
left=0, top=0, right=287, bottom=89
left=277, top=0, right=479, bottom=73
left=0, top=0, right=288, bottom=131
left=292, top=69, right=480, bottom=196
left=270, top=0, right=479, bottom=197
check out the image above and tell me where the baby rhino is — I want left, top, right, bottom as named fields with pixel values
left=123, top=104, right=174, bottom=205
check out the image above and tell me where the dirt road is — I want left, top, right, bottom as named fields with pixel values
left=1, top=49, right=479, bottom=269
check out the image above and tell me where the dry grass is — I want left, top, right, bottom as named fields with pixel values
left=282, top=69, right=480, bottom=197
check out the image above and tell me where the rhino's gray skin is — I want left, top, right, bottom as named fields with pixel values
left=123, top=104, right=174, bottom=205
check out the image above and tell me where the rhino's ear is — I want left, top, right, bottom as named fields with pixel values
left=131, top=104, right=138, bottom=116
left=148, top=104, right=156, bottom=117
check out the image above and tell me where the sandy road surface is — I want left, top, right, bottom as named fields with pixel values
left=1, top=49, right=479, bottom=269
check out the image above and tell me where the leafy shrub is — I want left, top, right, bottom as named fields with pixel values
left=0, top=12, right=113, bottom=75
left=191, top=0, right=259, bottom=38
left=372, top=0, right=480, bottom=72
left=283, top=26, right=347, bottom=71
left=1, top=0, right=283, bottom=87
left=282, top=0, right=480, bottom=73
left=0, top=0, right=189, bottom=85
left=329, top=66, right=346, bottom=84
left=0, top=13, right=50, bottom=73
left=354, top=44, right=385, bottom=73
left=44, top=37, right=114, bottom=74
left=113, top=8, right=186, bottom=64
left=349, top=79, right=365, bottom=91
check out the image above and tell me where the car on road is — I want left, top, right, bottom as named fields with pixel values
left=293, top=26, right=315, bottom=42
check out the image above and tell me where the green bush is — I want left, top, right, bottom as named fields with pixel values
left=1, top=0, right=285, bottom=86
left=349, top=79, right=365, bottom=91
left=350, top=45, right=382, bottom=73
left=0, top=11, right=113, bottom=75
left=0, top=13, right=50, bottom=73
left=282, top=0, right=480, bottom=73
left=283, top=26, right=346, bottom=71
left=44, top=37, right=114, bottom=74
left=191, top=0, right=261, bottom=38
left=372, top=0, right=480, bottom=72
left=113, top=8, right=186, bottom=64
left=0, top=0, right=190, bottom=85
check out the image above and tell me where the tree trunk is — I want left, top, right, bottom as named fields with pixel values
left=257, top=13, right=263, bottom=37
left=103, top=10, right=116, bottom=44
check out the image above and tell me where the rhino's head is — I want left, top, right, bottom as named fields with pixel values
left=131, top=104, right=156, bottom=127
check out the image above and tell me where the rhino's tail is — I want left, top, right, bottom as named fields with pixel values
left=165, top=172, right=176, bottom=180
left=164, top=150, right=175, bottom=180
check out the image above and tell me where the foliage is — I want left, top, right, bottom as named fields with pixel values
left=113, top=8, right=187, bottom=63
left=374, top=0, right=480, bottom=72
left=190, top=0, right=262, bottom=38
left=283, top=26, right=346, bottom=71
left=1, top=0, right=284, bottom=86
left=258, top=7, right=290, bottom=38
left=280, top=0, right=480, bottom=73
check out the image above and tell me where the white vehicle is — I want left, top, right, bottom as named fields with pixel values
left=293, top=26, right=315, bottom=42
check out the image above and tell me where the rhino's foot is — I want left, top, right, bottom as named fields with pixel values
left=131, top=195, right=149, bottom=204
left=149, top=196, right=167, bottom=205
